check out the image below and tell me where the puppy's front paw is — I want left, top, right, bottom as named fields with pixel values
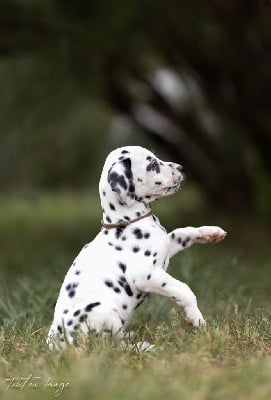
left=197, top=226, right=227, bottom=244
left=186, top=316, right=206, bottom=328
left=185, top=307, right=206, bottom=327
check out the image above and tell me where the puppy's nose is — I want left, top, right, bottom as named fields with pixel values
left=177, top=164, right=184, bottom=174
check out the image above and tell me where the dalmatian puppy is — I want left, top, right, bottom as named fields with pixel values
left=47, top=146, right=226, bottom=349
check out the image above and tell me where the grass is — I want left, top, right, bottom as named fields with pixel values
left=0, top=192, right=271, bottom=399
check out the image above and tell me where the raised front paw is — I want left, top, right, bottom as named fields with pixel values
left=197, top=226, right=227, bottom=244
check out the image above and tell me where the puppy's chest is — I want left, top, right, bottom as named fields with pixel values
left=102, top=221, right=170, bottom=260
left=58, top=221, right=169, bottom=312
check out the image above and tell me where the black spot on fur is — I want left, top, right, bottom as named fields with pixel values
left=161, top=282, right=167, bottom=287
left=66, top=284, right=72, bottom=291
left=106, top=216, right=112, bottom=223
left=133, top=228, right=143, bottom=239
left=63, top=309, right=68, bottom=314
left=69, top=290, right=76, bottom=298
left=122, top=158, right=133, bottom=180
left=115, top=246, right=122, bottom=251
left=73, top=309, right=81, bottom=317
left=79, top=314, right=88, bottom=323
left=67, top=320, right=73, bottom=326
left=108, top=242, right=113, bottom=246
left=109, top=203, right=116, bottom=211
left=105, top=280, right=122, bottom=294
left=144, top=250, right=151, bottom=256
left=153, top=252, right=157, bottom=257
left=178, top=238, right=182, bottom=244
left=182, top=237, right=190, bottom=246
left=74, top=324, right=80, bottom=330
left=116, top=228, right=123, bottom=239
left=147, top=274, right=151, bottom=280
left=122, top=304, right=128, bottom=310
left=119, top=262, right=127, bottom=273
left=57, top=325, right=63, bottom=334
left=85, top=302, right=101, bottom=312
left=144, top=233, right=150, bottom=239
left=75, top=270, right=81, bottom=275
left=108, top=171, right=128, bottom=191
left=171, top=232, right=175, bottom=239
left=118, top=276, right=133, bottom=297
left=146, top=159, right=160, bottom=173
left=103, top=230, right=109, bottom=235
left=103, top=329, right=113, bottom=334
left=153, top=259, right=157, bottom=265
left=132, top=246, right=140, bottom=253
left=121, top=150, right=129, bottom=154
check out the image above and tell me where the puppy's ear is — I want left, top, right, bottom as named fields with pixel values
left=107, top=158, right=135, bottom=206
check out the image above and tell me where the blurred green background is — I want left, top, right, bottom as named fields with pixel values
left=1, top=0, right=271, bottom=217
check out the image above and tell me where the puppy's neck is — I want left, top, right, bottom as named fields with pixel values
left=99, top=188, right=151, bottom=226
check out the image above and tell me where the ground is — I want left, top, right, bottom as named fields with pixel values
left=0, top=192, right=271, bottom=400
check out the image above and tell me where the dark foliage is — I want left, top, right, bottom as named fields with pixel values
left=0, top=0, right=271, bottom=214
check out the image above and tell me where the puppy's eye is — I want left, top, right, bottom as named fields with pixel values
left=146, top=159, right=160, bottom=173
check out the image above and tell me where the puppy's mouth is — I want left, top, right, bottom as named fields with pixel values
left=165, top=183, right=181, bottom=195
left=150, top=177, right=183, bottom=199
left=155, top=181, right=182, bottom=198
left=166, top=176, right=183, bottom=194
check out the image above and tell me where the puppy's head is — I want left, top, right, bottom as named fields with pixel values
left=100, top=146, right=184, bottom=207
